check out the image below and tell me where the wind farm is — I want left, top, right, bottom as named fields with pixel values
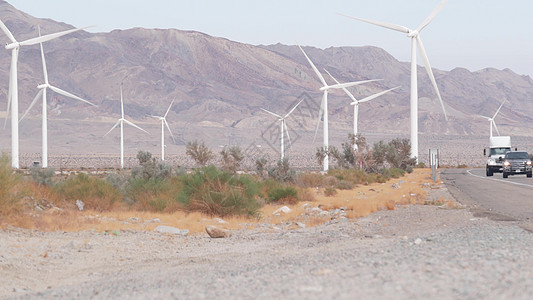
left=3, top=1, right=533, bottom=298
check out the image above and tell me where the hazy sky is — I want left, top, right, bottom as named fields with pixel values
left=7, top=0, right=533, bottom=77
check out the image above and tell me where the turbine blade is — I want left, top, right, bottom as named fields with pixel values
left=492, top=120, right=500, bottom=136
left=313, top=93, right=326, bottom=143
left=20, top=89, right=44, bottom=122
left=285, top=98, right=305, bottom=118
left=0, top=19, right=16, bottom=43
left=104, top=120, right=120, bottom=137
left=492, top=98, right=506, bottom=119
left=260, top=108, right=282, bottom=119
left=49, top=85, right=96, bottom=106
left=337, top=13, right=410, bottom=33
left=417, top=0, right=448, bottom=32
left=298, top=45, right=327, bottom=87
left=3, top=48, right=18, bottom=129
left=19, top=26, right=93, bottom=46
left=416, top=36, right=448, bottom=120
left=124, top=119, right=149, bottom=134
left=358, top=86, right=401, bottom=103
left=38, top=28, right=49, bottom=84
left=164, top=119, right=175, bottom=142
left=164, top=98, right=175, bottom=118
left=479, top=115, right=491, bottom=120
left=328, top=79, right=381, bottom=90
left=324, top=69, right=358, bottom=103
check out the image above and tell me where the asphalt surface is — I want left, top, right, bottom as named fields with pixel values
left=441, top=168, right=533, bottom=224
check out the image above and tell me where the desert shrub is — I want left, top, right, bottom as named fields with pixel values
left=255, top=157, right=269, bottom=178
left=336, top=180, right=354, bottom=190
left=295, top=172, right=323, bottom=188
left=0, top=153, right=25, bottom=215
left=457, top=164, right=468, bottom=169
left=267, top=186, right=298, bottom=204
left=298, top=188, right=316, bottom=202
left=177, top=166, right=260, bottom=217
left=328, top=169, right=373, bottom=185
left=55, top=173, right=121, bottom=211
left=323, top=176, right=338, bottom=187
left=129, top=176, right=182, bottom=212
left=186, top=140, right=214, bottom=167
left=131, top=151, right=172, bottom=181
left=389, top=168, right=406, bottom=178
left=220, top=146, right=244, bottom=173
left=267, top=158, right=296, bottom=183
left=30, top=167, right=55, bottom=186
left=416, top=162, right=427, bottom=168
left=372, top=138, right=416, bottom=172
left=324, top=187, right=337, bottom=197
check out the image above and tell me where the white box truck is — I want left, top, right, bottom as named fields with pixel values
left=484, top=136, right=512, bottom=176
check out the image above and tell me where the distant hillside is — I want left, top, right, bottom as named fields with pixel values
left=0, top=0, right=532, bottom=158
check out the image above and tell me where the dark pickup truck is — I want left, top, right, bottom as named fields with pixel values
left=502, top=151, right=532, bottom=178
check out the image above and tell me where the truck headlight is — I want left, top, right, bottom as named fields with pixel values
left=503, top=161, right=511, bottom=167
left=527, top=161, right=532, bottom=166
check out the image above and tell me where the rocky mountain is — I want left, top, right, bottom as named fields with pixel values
left=0, top=0, right=532, bottom=158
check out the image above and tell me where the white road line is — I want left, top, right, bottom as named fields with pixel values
left=466, top=169, right=533, bottom=189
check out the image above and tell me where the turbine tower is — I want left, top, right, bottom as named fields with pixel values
left=150, top=99, right=175, bottom=161
left=0, top=20, right=90, bottom=168
left=480, top=99, right=506, bottom=137
left=20, top=27, right=96, bottom=168
left=340, top=0, right=449, bottom=161
left=298, top=45, right=379, bottom=172
left=260, top=98, right=304, bottom=161
left=104, top=86, right=148, bottom=169
left=325, top=70, right=400, bottom=151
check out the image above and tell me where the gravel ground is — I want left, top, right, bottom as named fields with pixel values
left=1, top=185, right=533, bottom=299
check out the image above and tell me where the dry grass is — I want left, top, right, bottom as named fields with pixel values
left=0, top=169, right=437, bottom=234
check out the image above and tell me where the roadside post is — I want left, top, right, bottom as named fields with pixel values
left=429, top=149, right=439, bottom=182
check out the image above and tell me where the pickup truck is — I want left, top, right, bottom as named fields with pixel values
left=502, top=151, right=532, bottom=178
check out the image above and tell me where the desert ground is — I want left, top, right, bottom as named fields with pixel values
left=2, top=169, right=533, bottom=299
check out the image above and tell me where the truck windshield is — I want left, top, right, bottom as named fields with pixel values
left=490, top=148, right=510, bottom=156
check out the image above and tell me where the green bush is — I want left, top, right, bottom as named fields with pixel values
left=56, top=173, right=122, bottom=211
left=267, top=186, right=298, bottom=204
left=177, top=166, right=260, bottom=217
left=30, top=167, right=55, bottom=186
left=0, top=153, right=25, bottom=215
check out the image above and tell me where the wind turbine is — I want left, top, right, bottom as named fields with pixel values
left=150, top=99, right=175, bottom=161
left=299, top=45, right=379, bottom=172
left=324, top=69, right=400, bottom=151
left=104, top=86, right=148, bottom=169
left=260, top=98, right=304, bottom=161
left=20, top=27, right=96, bottom=168
left=339, top=0, right=449, bottom=161
left=0, top=20, right=91, bottom=168
left=480, top=99, right=506, bottom=137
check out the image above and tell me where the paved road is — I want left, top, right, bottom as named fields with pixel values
left=441, top=168, right=533, bottom=223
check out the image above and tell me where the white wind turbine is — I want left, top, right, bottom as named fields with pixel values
left=299, top=45, right=379, bottom=172
left=480, top=99, right=506, bottom=137
left=324, top=70, right=400, bottom=151
left=104, top=86, right=148, bottom=169
left=0, top=20, right=91, bottom=168
left=150, top=99, right=175, bottom=161
left=260, top=98, right=304, bottom=161
left=339, top=0, right=449, bottom=161
left=20, top=27, right=96, bottom=168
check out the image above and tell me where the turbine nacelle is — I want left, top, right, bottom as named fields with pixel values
left=37, top=83, right=49, bottom=89
left=407, top=30, right=419, bottom=38
left=5, top=42, right=19, bottom=50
